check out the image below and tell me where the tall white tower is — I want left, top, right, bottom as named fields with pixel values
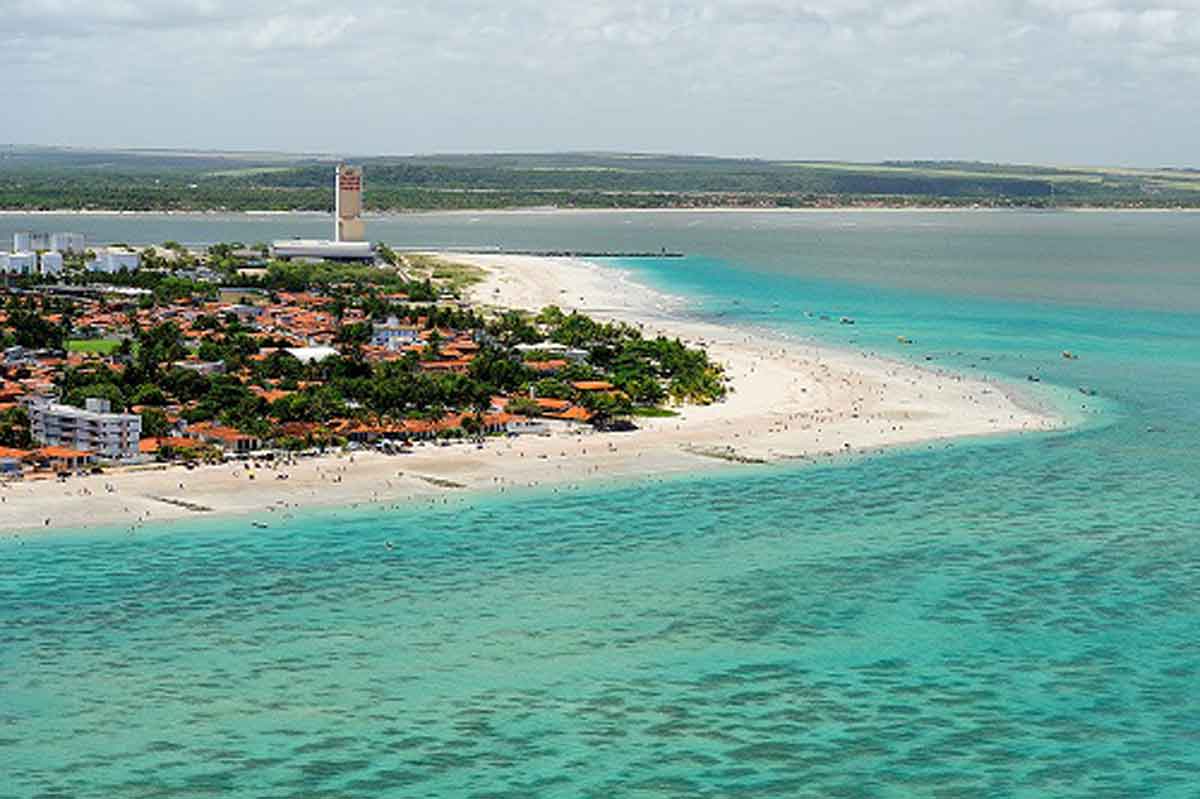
left=335, top=164, right=365, bottom=242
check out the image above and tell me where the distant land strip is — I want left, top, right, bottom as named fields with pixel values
left=2, top=148, right=1199, bottom=211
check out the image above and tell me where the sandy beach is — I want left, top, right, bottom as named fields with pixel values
left=0, top=254, right=1062, bottom=536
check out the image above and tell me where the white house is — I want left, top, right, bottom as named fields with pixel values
left=371, top=316, right=422, bottom=350
left=514, top=342, right=590, bottom=363
left=285, top=346, right=340, bottom=364
left=506, top=418, right=550, bottom=436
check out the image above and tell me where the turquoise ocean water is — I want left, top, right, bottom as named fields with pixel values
left=2, top=212, right=1198, bottom=797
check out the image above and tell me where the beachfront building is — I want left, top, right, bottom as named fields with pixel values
left=26, top=397, right=143, bottom=459
left=186, top=422, right=260, bottom=454
left=0, top=447, right=30, bottom=476
left=32, top=446, right=97, bottom=473
left=87, top=247, right=141, bottom=274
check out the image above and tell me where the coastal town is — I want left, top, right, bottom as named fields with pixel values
left=0, top=234, right=725, bottom=484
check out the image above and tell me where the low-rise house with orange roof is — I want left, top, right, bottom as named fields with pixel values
left=527, top=359, right=568, bottom=375
left=32, top=446, right=96, bottom=472
left=543, top=406, right=595, bottom=424
left=0, top=381, right=26, bottom=403
left=185, top=422, right=261, bottom=454
left=571, top=380, right=616, bottom=392
left=252, top=387, right=293, bottom=404
left=138, top=437, right=202, bottom=458
left=272, top=421, right=325, bottom=439
left=420, top=358, right=473, bottom=374
left=0, top=446, right=32, bottom=476
left=533, top=397, right=572, bottom=413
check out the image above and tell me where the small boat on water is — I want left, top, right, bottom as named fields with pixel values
left=1027, top=375, right=1041, bottom=382
left=1062, top=351, right=1079, bottom=360
left=252, top=521, right=269, bottom=529
left=1079, top=386, right=1097, bottom=396
left=897, top=336, right=913, bottom=345
left=839, top=316, right=855, bottom=325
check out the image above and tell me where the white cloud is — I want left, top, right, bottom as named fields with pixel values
left=241, top=13, right=358, bottom=51
left=2, top=0, right=1198, bottom=164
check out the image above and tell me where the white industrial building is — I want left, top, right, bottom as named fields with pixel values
left=87, top=247, right=141, bottom=273
left=26, top=397, right=143, bottom=459
left=270, top=239, right=374, bottom=263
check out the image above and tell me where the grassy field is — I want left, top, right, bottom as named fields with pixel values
left=403, top=255, right=486, bottom=293
left=66, top=339, right=122, bottom=355
left=631, top=406, right=679, bottom=418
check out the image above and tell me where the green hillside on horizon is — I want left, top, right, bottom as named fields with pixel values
left=2, top=147, right=1198, bottom=212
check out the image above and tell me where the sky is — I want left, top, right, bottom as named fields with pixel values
left=4, top=0, right=1199, bottom=166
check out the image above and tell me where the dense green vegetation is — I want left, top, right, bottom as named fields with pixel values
left=0, top=407, right=33, bottom=449
left=3, top=147, right=1198, bottom=210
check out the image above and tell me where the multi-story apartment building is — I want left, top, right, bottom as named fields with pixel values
left=87, top=247, right=141, bottom=274
left=1, top=252, right=38, bottom=275
left=39, top=251, right=63, bottom=276
left=49, top=233, right=86, bottom=253
left=26, top=397, right=142, bottom=459
left=13, top=232, right=86, bottom=253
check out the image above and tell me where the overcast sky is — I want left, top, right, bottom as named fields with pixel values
left=4, top=0, right=1199, bottom=165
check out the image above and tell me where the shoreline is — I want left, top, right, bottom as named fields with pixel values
left=0, top=254, right=1066, bottom=536
left=3, top=206, right=1199, bottom=218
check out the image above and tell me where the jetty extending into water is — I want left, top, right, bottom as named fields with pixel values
left=403, top=247, right=685, bottom=259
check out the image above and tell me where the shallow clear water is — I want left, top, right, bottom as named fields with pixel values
left=2, top=211, right=1198, bottom=797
